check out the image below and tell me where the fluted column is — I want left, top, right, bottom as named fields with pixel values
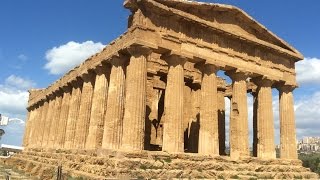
left=218, top=89, right=226, bottom=155
left=55, top=86, right=72, bottom=148
left=226, top=70, right=249, bottom=159
left=278, top=85, right=297, bottom=159
left=162, top=54, right=186, bottom=153
left=28, top=106, right=39, bottom=148
left=23, top=109, right=32, bottom=147
left=198, top=64, right=219, bottom=155
left=47, top=92, right=63, bottom=148
left=36, top=101, right=49, bottom=147
left=74, top=73, right=95, bottom=149
left=41, top=96, right=56, bottom=147
left=64, top=80, right=83, bottom=149
left=86, top=65, right=110, bottom=149
left=254, top=78, right=275, bottom=159
left=102, top=57, right=126, bottom=150
left=121, top=46, right=151, bottom=151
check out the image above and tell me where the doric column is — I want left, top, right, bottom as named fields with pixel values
left=86, top=65, right=110, bottom=149
left=226, top=70, right=249, bottom=159
left=278, top=85, right=298, bottom=159
left=31, top=105, right=43, bottom=148
left=22, top=109, right=32, bottom=147
left=121, top=46, right=151, bottom=151
left=162, top=54, right=186, bottom=153
left=64, top=80, right=83, bottom=149
left=47, top=92, right=63, bottom=148
left=198, top=64, right=219, bottom=155
left=74, top=73, right=95, bottom=149
left=36, top=101, right=49, bottom=147
left=28, top=105, right=40, bottom=148
left=102, top=57, right=126, bottom=150
left=254, top=77, right=275, bottom=159
left=55, top=85, right=72, bottom=148
left=218, top=88, right=226, bottom=155
left=41, top=96, right=56, bottom=147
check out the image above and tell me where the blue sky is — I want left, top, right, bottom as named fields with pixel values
left=0, top=0, right=319, bottom=146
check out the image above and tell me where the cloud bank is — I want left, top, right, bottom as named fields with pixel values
left=44, top=41, right=105, bottom=75
left=296, top=57, right=320, bottom=85
left=0, top=75, right=34, bottom=146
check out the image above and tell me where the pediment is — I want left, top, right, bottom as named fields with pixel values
left=127, top=0, right=303, bottom=60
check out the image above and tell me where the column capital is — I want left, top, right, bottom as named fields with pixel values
left=61, top=84, right=72, bottom=93
left=225, top=69, right=251, bottom=81
left=163, top=53, right=187, bottom=67
left=277, top=84, right=296, bottom=93
left=252, top=76, right=274, bottom=87
left=70, top=78, right=83, bottom=88
left=80, top=72, right=95, bottom=82
left=94, top=65, right=109, bottom=75
left=196, top=63, right=219, bottom=75
left=53, top=89, right=63, bottom=97
left=46, top=93, right=55, bottom=101
left=127, top=45, right=152, bottom=57
left=110, top=54, right=127, bottom=66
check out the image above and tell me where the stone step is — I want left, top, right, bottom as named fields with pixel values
left=8, top=153, right=319, bottom=179
left=16, top=152, right=315, bottom=176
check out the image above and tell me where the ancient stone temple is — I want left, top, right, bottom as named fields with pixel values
left=7, top=0, right=318, bottom=179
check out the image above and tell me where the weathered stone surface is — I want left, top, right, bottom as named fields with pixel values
left=5, top=150, right=319, bottom=179
left=55, top=86, right=72, bottom=148
left=36, top=101, right=49, bottom=147
left=48, top=93, right=63, bottom=148
left=227, top=71, right=250, bottom=159
left=20, top=0, right=311, bottom=178
left=198, top=64, right=219, bottom=155
left=102, top=57, right=126, bottom=150
left=121, top=46, right=151, bottom=151
left=254, top=78, right=276, bottom=159
left=278, top=85, right=298, bottom=159
left=41, top=97, right=56, bottom=148
left=86, top=66, right=110, bottom=149
left=74, top=73, right=95, bottom=149
left=162, top=55, right=185, bottom=153
left=64, top=82, right=82, bottom=149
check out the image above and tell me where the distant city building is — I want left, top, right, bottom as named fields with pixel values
left=297, top=137, right=320, bottom=153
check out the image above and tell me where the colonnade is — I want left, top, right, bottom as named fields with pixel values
left=23, top=46, right=298, bottom=160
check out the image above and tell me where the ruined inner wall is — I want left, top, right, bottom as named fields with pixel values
left=145, top=53, right=226, bottom=151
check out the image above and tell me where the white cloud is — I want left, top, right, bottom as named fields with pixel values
left=0, top=75, right=33, bottom=146
left=44, top=41, right=105, bottom=75
left=296, top=57, right=320, bottom=85
left=295, top=92, right=320, bottom=135
left=5, top=75, right=36, bottom=90
left=17, top=54, right=28, bottom=61
left=0, top=89, right=28, bottom=117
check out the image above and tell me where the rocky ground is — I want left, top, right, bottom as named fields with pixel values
left=2, top=149, right=319, bottom=179
left=0, top=161, right=34, bottom=180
